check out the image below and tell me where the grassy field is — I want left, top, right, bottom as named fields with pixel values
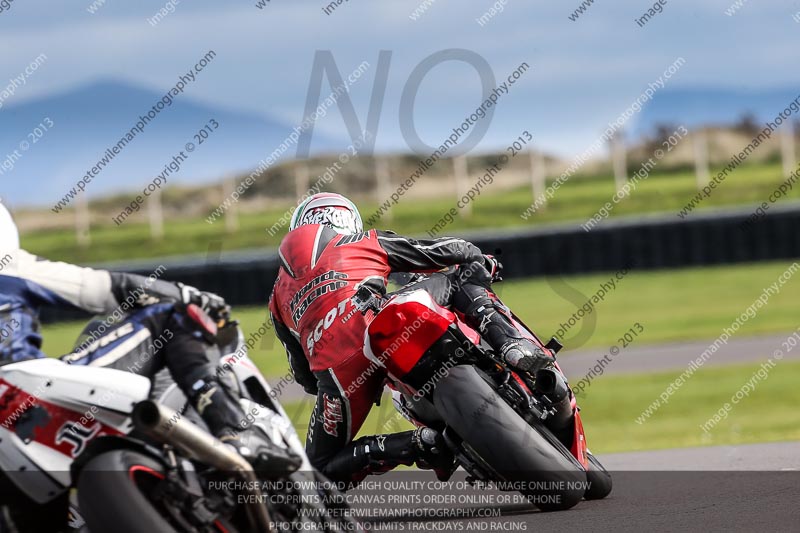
left=581, top=359, right=800, bottom=453
left=24, top=161, right=800, bottom=264
left=279, top=359, right=800, bottom=454
left=41, top=260, right=800, bottom=380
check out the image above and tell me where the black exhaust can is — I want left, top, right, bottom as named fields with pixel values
left=534, top=368, right=573, bottom=432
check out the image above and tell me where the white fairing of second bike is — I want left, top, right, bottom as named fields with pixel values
left=1, top=337, right=315, bottom=506
left=0, top=359, right=150, bottom=422
left=0, top=359, right=150, bottom=503
left=0, top=428, right=66, bottom=504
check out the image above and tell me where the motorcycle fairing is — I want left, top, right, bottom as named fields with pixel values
left=570, top=410, right=589, bottom=469
left=371, top=290, right=592, bottom=469
left=0, top=359, right=150, bottom=503
left=364, top=289, right=455, bottom=379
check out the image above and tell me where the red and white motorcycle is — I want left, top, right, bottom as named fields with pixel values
left=357, top=275, right=613, bottom=512
left=0, top=314, right=356, bottom=533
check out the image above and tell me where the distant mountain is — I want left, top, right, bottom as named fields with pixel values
left=4, top=82, right=795, bottom=208
left=631, top=87, right=800, bottom=138
left=0, top=80, right=341, bottom=207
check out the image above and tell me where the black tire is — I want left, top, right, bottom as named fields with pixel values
left=77, top=449, right=178, bottom=533
left=584, top=452, right=612, bottom=500
left=433, top=365, right=586, bottom=512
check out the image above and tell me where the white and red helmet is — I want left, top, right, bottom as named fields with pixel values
left=0, top=202, right=19, bottom=250
left=289, top=193, right=363, bottom=235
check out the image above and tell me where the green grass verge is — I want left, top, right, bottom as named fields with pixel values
left=579, top=359, right=800, bottom=453
left=41, top=260, right=800, bottom=382
left=24, top=162, right=800, bottom=264
left=279, top=359, right=800, bottom=454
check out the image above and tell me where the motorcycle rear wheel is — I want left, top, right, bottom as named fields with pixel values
left=433, top=365, right=586, bottom=512
left=584, top=451, right=613, bottom=500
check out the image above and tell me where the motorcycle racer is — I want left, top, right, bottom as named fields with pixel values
left=0, top=202, right=288, bottom=472
left=269, top=192, right=553, bottom=484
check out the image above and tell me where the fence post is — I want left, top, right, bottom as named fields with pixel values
left=529, top=150, right=546, bottom=210
left=76, top=193, right=91, bottom=248
left=295, top=163, right=310, bottom=202
left=375, top=157, right=393, bottom=222
left=693, top=128, right=710, bottom=189
left=611, top=132, right=627, bottom=192
left=453, top=155, right=470, bottom=217
left=222, top=176, right=239, bottom=233
left=781, top=121, right=796, bottom=179
left=148, top=186, right=164, bottom=240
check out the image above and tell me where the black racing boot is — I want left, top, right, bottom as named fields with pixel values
left=323, top=428, right=455, bottom=486
left=412, top=427, right=457, bottom=481
left=454, top=284, right=553, bottom=372
left=189, top=378, right=302, bottom=476
left=500, top=340, right=549, bottom=372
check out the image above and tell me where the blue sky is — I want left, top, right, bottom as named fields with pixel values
left=1, top=0, right=799, bottom=201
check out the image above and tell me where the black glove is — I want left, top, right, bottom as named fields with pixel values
left=483, top=254, right=503, bottom=282
left=177, top=283, right=228, bottom=317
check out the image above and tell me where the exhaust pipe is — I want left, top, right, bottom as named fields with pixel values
left=534, top=368, right=573, bottom=431
left=133, top=400, right=274, bottom=533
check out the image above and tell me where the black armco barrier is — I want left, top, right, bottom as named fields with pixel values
left=472, top=203, right=800, bottom=278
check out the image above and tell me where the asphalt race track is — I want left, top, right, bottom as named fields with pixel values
left=368, top=442, right=799, bottom=532
left=598, top=440, right=800, bottom=471
left=554, top=333, right=796, bottom=378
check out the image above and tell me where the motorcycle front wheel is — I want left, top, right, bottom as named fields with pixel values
left=76, top=449, right=234, bottom=533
